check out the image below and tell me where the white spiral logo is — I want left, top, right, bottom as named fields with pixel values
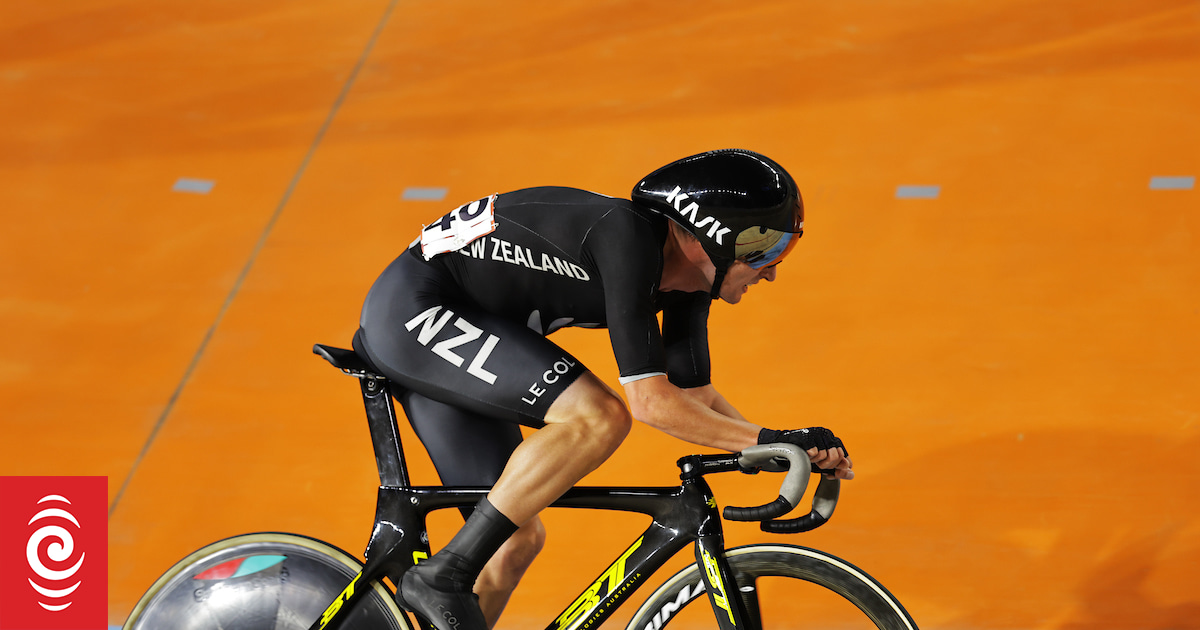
left=26, top=494, right=86, bottom=612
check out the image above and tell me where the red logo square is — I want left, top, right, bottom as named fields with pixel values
left=0, top=477, right=108, bottom=630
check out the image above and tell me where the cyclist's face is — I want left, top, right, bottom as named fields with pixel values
left=718, top=260, right=778, bottom=304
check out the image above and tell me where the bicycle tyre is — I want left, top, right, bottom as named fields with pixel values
left=123, top=532, right=412, bottom=630
left=627, top=544, right=917, bottom=630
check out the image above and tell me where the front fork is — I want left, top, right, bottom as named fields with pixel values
left=678, top=453, right=760, bottom=630
left=694, top=535, right=759, bottom=630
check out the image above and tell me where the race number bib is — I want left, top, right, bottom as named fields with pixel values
left=420, top=194, right=499, bottom=260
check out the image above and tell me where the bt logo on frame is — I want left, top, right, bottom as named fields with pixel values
left=0, top=477, right=107, bottom=630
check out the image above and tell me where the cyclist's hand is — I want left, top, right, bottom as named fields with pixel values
left=758, top=428, right=854, bottom=480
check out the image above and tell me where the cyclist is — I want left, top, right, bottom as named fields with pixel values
left=353, top=149, right=854, bottom=630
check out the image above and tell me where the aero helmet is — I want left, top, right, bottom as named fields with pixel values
left=632, top=149, right=804, bottom=297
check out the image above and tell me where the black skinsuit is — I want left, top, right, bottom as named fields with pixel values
left=356, top=187, right=711, bottom=488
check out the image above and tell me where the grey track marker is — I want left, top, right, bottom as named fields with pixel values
left=1150, top=176, right=1194, bottom=190
left=173, top=178, right=215, bottom=194
left=402, top=187, right=449, bottom=201
left=896, top=185, right=941, bottom=199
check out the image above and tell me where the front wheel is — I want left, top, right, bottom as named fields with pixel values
left=123, top=532, right=411, bottom=630
left=627, top=544, right=917, bottom=630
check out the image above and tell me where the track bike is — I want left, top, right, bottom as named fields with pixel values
left=123, top=344, right=918, bottom=630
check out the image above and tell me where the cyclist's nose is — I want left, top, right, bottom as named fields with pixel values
left=761, top=266, right=778, bottom=282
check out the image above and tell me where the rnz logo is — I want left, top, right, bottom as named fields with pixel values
left=27, top=494, right=87, bottom=611
left=1, top=476, right=107, bottom=630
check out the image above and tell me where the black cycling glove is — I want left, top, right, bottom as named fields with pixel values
left=758, top=427, right=848, bottom=473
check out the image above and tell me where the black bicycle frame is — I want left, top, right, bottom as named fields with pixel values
left=310, top=352, right=755, bottom=630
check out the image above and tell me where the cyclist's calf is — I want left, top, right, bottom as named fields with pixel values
left=476, top=517, right=547, bottom=627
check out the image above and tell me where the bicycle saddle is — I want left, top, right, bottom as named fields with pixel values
left=313, top=344, right=381, bottom=378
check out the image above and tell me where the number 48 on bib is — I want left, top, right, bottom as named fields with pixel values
left=420, top=194, right=499, bottom=260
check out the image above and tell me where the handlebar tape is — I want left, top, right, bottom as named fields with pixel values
left=722, top=495, right=793, bottom=522
left=760, top=511, right=829, bottom=533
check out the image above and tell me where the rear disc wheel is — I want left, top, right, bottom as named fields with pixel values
left=123, top=532, right=411, bottom=630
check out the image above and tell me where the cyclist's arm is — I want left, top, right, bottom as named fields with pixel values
left=626, top=378, right=854, bottom=479
left=623, top=375, right=761, bottom=453
left=679, top=383, right=748, bottom=421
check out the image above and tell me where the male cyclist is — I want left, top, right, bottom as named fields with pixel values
left=353, top=149, right=854, bottom=630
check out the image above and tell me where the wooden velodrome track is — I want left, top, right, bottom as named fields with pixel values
left=2, top=1, right=1198, bottom=628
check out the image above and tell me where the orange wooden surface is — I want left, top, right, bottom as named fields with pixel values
left=2, top=1, right=1198, bottom=628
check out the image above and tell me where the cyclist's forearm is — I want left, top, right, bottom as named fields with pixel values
left=645, top=401, right=761, bottom=453
left=682, top=384, right=748, bottom=422
left=624, top=377, right=760, bottom=452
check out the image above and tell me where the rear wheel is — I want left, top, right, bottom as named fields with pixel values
left=123, top=532, right=411, bottom=630
left=627, top=544, right=917, bottom=630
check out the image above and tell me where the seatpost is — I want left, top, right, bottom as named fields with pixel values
left=359, top=376, right=410, bottom=488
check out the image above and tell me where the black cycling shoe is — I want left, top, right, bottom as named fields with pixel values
left=397, top=563, right=487, bottom=630
left=396, top=498, right=516, bottom=630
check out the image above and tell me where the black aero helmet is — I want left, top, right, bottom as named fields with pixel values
left=632, top=149, right=804, bottom=296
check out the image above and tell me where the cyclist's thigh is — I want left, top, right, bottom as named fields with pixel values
left=397, top=390, right=522, bottom=488
left=357, top=251, right=588, bottom=428
left=397, top=390, right=523, bottom=519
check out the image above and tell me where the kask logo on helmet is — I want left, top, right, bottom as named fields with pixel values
left=664, top=186, right=731, bottom=245
left=0, top=476, right=107, bottom=630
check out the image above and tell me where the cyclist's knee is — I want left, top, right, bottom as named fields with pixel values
left=549, top=377, right=631, bottom=450
left=588, top=390, right=633, bottom=444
